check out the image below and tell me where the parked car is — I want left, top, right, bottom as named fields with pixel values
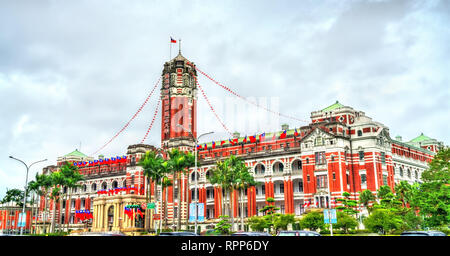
left=159, top=231, right=199, bottom=236
left=72, top=232, right=126, bottom=236
left=277, top=230, right=321, bottom=236
left=201, top=229, right=220, bottom=236
left=231, top=232, right=271, bottom=236
left=401, top=231, right=446, bottom=236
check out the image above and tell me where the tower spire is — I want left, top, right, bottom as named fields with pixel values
left=179, top=38, right=181, bottom=54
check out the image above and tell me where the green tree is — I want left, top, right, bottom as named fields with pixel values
left=214, top=215, right=232, bottom=235
left=139, top=151, right=170, bottom=232
left=167, top=149, right=195, bottom=230
left=359, top=189, right=376, bottom=214
left=273, top=213, right=296, bottom=233
left=208, top=159, right=234, bottom=224
left=59, top=162, right=83, bottom=232
left=410, top=148, right=450, bottom=228
left=299, top=211, right=325, bottom=231
left=49, top=170, right=65, bottom=233
left=247, top=215, right=270, bottom=232
left=231, top=157, right=258, bottom=230
left=333, top=211, right=358, bottom=234
left=394, top=181, right=413, bottom=208
left=363, top=208, right=402, bottom=235
left=1, top=188, right=24, bottom=207
left=336, top=191, right=358, bottom=216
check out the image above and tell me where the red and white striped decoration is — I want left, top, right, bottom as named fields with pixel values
left=194, top=76, right=233, bottom=137
left=141, top=97, right=161, bottom=143
left=92, top=77, right=161, bottom=155
left=193, top=66, right=309, bottom=124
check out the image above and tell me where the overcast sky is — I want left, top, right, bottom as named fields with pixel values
left=1, top=0, right=449, bottom=198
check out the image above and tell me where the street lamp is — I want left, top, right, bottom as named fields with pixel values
left=9, top=156, right=47, bottom=235
left=176, top=124, right=213, bottom=234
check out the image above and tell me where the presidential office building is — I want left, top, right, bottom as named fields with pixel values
left=33, top=52, right=445, bottom=234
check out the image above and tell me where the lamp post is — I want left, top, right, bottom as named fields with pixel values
left=176, top=124, right=213, bottom=234
left=9, top=156, right=47, bottom=235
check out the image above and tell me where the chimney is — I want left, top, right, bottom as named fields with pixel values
left=395, top=136, right=402, bottom=142
left=281, top=124, right=289, bottom=130
left=233, top=132, right=240, bottom=139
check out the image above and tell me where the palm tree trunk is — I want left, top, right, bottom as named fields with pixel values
left=185, top=173, right=189, bottom=228
left=66, top=192, right=71, bottom=232
left=43, top=192, right=48, bottom=234
left=240, top=189, right=244, bottom=231
left=177, top=175, right=182, bottom=231
left=172, top=171, right=176, bottom=229
left=51, top=198, right=57, bottom=233
left=230, top=188, right=234, bottom=231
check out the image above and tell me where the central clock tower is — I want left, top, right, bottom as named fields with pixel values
left=160, top=51, right=197, bottom=151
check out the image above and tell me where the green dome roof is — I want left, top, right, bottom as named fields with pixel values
left=321, top=101, right=344, bottom=112
left=64, top=149, right=88, bottom=158
left=409, top=133, right=434, bottom=143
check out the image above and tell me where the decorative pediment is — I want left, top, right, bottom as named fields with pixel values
left=300, top=127, right=336, bottom=147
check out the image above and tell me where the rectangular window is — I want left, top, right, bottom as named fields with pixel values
left=381, top=152, right=386, bottom=164
left=359, top=151, right=365, bottom=160
left=299, top=180, right=303, bottom=192
left=316, top=175, right=328, bottom=189
left=280, top=183, right=284, bottom=194
left=383, top=175, right=388, bottom=185
left=360, top=173, right=367, bottom=185
left=315, top=151, right=326, bottom=165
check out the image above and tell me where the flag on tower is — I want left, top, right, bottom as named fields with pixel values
left=212, top=141, right=216, bottom=149
left=294, top=128, right=299, bottom=137
left=170, top=37, right=177, bottom=43
left=249, top=135, right=256, bottom=143
left=221, top=140, right=226, bottom=146
left=243, top=136, right=247, bottom=143
left=280, top=130, right=287, bottom=139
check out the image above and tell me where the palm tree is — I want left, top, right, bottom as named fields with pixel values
left=359, top=189, right=376, bottom=214
left=36, top=173, right=52, bottom=234
left=167, top=149, right=195, bottom=230
left=394, top=181, right=412, bottom=208
left=28, top=175, right=44, bottom=234
left=139, top=151, right=169, bottom=232
left=161, top=175, right=172, bottom=231
left=59, top=162, right=84, bottom=232
left=234, top=163, right=257, bottom=230
left=49, top=171, right=65, bottom=233
left=208, top=157, right=238, bottom=229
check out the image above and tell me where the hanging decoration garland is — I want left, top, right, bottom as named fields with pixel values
left=92, top=77, right=161, bottom=155
left=193, top=66, right=309, bottom=124
left=194, top=76, right=233, bottom=137
left=140, top=97, right=161, bottom=144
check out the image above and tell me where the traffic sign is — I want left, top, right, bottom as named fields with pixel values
left=147, top=203, right=156, bottom=209
left=18, top=213, right=26, bottom=227
left=323, top=209, right=337, bottom=224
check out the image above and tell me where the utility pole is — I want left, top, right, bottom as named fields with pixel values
left=9, top=156, right=47, bottom=235
left=176, top=124, right=213, bottom=234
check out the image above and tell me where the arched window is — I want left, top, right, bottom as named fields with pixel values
left=255, top=164, right=265, bottom=174
left=112, top=181, right=118, bottom=189
left=399, top=167, right=404, bottom=177
left=191, top=171, right=198, bottom=182
left=273, top=162, right=284, bottom=173
left=102, top=182, right=107, bottom=190
left=91, top=183, right=97, bottom=191
left=291, top=159, right=302, bottom=172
